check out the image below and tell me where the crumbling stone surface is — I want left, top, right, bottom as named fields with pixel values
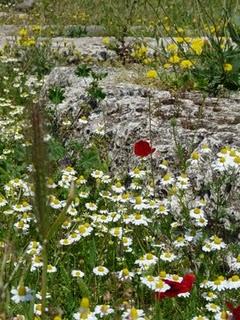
left=43, top=66, right=240, bottom=174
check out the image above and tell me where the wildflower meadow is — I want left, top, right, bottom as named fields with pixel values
left=0, top=1, right=240, bottom=320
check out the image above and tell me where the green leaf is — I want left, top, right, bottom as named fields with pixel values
left=75, top=64, right=92, bottom=77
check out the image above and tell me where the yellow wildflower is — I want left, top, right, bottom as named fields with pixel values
left=191, top=38, right=205, bottom=55
left=18, top=28, right=28, bottom=37
left=146, top=69, right=158, bottom=79
left=102, top=37, right=110, bottom=45
left=163, top=63, right=171, bottom=69
left=175, top=37, right=184, bottom=43
left=169, top=54, right=180, bottom=64
left=166, top=43, right=178, bottom=53
left=180, top=59, right=193, bottom=69
left=223, top=63, right=233, bottom=72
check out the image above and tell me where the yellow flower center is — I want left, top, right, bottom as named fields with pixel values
left=130, top=307, right=138, bottom=319
left=156, top=280, right=164, bottom=288
left=34, top=256, right=41, bottom=263
left=71, top=233, right=78, bottom=238
left=194, top=208, right=201, bottom=214
left=115, top=182, right=122, bottom=188
left=98, top=266, right=105, bottom=272
left=78, top=226, right=87, bottom=234
left=191, top=152, right=200, bottom=160
left=146, top=275, right=154, bottom=282
left=122, top=193, right=129, bottom=199
left=135, top=196, right=142, bottom=204
left=100, top=305, right=109, bottom=313
left=234, top=156, right=240, bottom=164
left=113, top=228, right=120, bottom=236
left=18, top=286, right=26, bottom=296
left=164, top=252, right=172, bottom=258
left=159, top=271, right=166, bottom=278
left=146, top=253, right=153, bottom=260
left=135, top=213, right=142, bottom=220
left=32, top=241, right=38, bottom=248
left=177, top=236, right=184, bottom=242
left=122, top=268, right=129, bottom=276
left=163, top=173, right=171, bottom=181
left=213, top=236, right=222, bottom=245
left=133, top=168, right=140, bottom=174
left=214, top=279, right=222, bottom=285
left=231, top=275, right=239, bottom=282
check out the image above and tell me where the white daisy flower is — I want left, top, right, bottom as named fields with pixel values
left=11, top=286, right=33, bottom=303
left=12, top=201, right=32, bottom=212
left=94, top=305, right=114, bottom=318
left=227, top=275, right=240, bottom=289
left=206, top=303, right=220, bottom=313
left=116, top=268, right=135, bottom=281
left=135, top=253, right=158, bottom=269
left=76, top=175, right=87, bottom=185
left=155, top=204, right=169, bottom=216
left=93, top=266, right=109, bottom=276
left=194, top=217, right=208, bottom=227
left=160, top=251, right=177, bottom=262
left=188, top=151, right=202, bottom=166
left=101, top=175, right=111, bottom=183
left=173, top=236, right=187, bottom=248
left=129, top=167, right=146, bottom=179
left=85, top=202, right=97, bottom=211
left=111, top=181, right=125, bottom=193
left=91, top=170, right=104, bottom=179
left=214, top=310, right=230, bottom=320
left=160, top=172, right=175, bottom=185
left=73, top=311, right=97, bottom=320
left=61, top=166, right=76, bottom=176
left=14, top=220, right=29, bottom=232
left=125, top=212, right=151, bottom=226
left=202, top=291, right=217, bottom=301
left=77, top=224, right=93, bottom=237
left=122, top=307, right=145, bottom=320
left=71, top=270, right=85, bottom=278
left=59, top=238, right=74, bottom=246
left=110, top=227, right=123, bottom=239
left=140, top=275, right=156, bottom=290
left=31, top=255, right=43, bottom=271
left=47, top=264, right=57, bottom=273
left=190, top=207, right=205, bottom=219
left=49, top=196, right=66, bottom=209
left=68, top=232, right=81, bottom=243
left=34, top=304, right=48, bottom=316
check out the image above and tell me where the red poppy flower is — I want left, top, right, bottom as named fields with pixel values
left=155, top=273, right=196, bottom=300
left=226, top=302, right=240, bottom=320
left=134, top=140, right=156, bottom=157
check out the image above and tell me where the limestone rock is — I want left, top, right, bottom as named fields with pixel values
left=43, top=66, right=240, bottom=174
left=15, top=0, right=36, bottom=10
